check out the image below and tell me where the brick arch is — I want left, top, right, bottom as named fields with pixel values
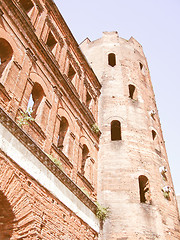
left=0, top=28, right=22, bottom=63
left=29, top=72, right=50, bottom=101
left=106, top=116, right=124, bottom=124
left=79, top=136, right=93, bottom=154
left=57, top=107, right=74, bottom=130
left=79, top=136, right=94, bottom=184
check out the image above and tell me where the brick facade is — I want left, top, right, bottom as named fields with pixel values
left=0, top=0, right=180, bottom=240
left=0, top=0, right=101, bottom=239
left=80, top=32, right=180, bottom=239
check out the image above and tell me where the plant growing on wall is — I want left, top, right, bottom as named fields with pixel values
left=91, top=124, right=100, bottom=134
left=95, top=202, right=109, bottom=222
left=161, top=186, right=171, bottom=199
left=159, top=166, right=167, bottom=181
left=80, top=187, right=90, bottom=197
left=17, top=108, right=35, bottom=127
left=47, top=154, right=63, bottom=170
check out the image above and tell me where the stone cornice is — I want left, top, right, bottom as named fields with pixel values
left=0, top=106, right=97, bottom=214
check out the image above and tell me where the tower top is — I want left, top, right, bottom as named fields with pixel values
left=80, top=31, right=144, bottom=56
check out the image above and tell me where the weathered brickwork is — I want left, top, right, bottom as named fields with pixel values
left=0, top=0, right=180, bottom=239
left=80, top=32, right=180, bottom=239
left=0, top=152, right=98, bottom=239
left=0, top=0, right=101, bottom=200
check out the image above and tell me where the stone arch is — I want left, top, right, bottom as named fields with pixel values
left=0, top=190, right=15, bottom=240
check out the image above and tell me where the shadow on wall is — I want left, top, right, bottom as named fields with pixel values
left=0, top=190, right=15, bottom=240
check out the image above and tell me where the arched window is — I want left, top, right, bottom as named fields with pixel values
left=108, top=53, right=116, bottom=67
left=152, top=130, right=157, bottom=140
left=81, top=144, right=89, bottom=175
left=0, top=38, right=13, bottom=78
left=19, top=0, right=34, bottom=17
left=27, top=82, right=44, bottom=118
left=138, top=175, right=151, bottom=204
left=0, top=191, right=15, bottom=239
left=111, top=120, right=121, bottom=141
left=57, top=117, right=69, bottom=149
left=128, top=84, right=136, bottom=99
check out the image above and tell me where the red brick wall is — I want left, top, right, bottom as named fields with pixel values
left=0, top=0, right=101, bottom=200
left=0, top=152, right=98, bottom=239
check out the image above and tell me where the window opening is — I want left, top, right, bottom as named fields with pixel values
left=68, top=64, right=76, bottom=81
left=108, top=53, right=116, bottom=67
left=81, top=144, right=89, bottom=175
left=128, top=84, right=136, bottom=99
left=46, top=31, right=57, bottom=52
left=86, top=91, right=92, bottom=108
left=27, top=82, right=44, bottom=118
left=139, top=175, right=151, bottom=204
left=139, top=62, right=143, bottom=70
left=152, top=130, right=156, bottom=140
left=57, top=117, right=69, bottom=149
left=111, top=120, right=121, bottom=141
left=19, top=0, right=34, bottom=15
left=0, top=38, right=13, bottom=78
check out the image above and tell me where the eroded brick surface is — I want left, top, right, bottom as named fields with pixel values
left=0, top=154, right=98, bottom=239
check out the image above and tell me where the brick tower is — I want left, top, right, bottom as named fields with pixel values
left=80, top=32, right=180, bottom=240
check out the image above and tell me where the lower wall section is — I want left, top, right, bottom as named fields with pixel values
left=0, top=122, right=99, bottom=239
left=0, top=152, right=98, bottom=239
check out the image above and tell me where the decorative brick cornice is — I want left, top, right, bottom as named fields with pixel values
left=0, top=106, right=97, bottom=213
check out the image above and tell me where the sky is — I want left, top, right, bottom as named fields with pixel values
left=54, top=0, right=180, bottom=195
